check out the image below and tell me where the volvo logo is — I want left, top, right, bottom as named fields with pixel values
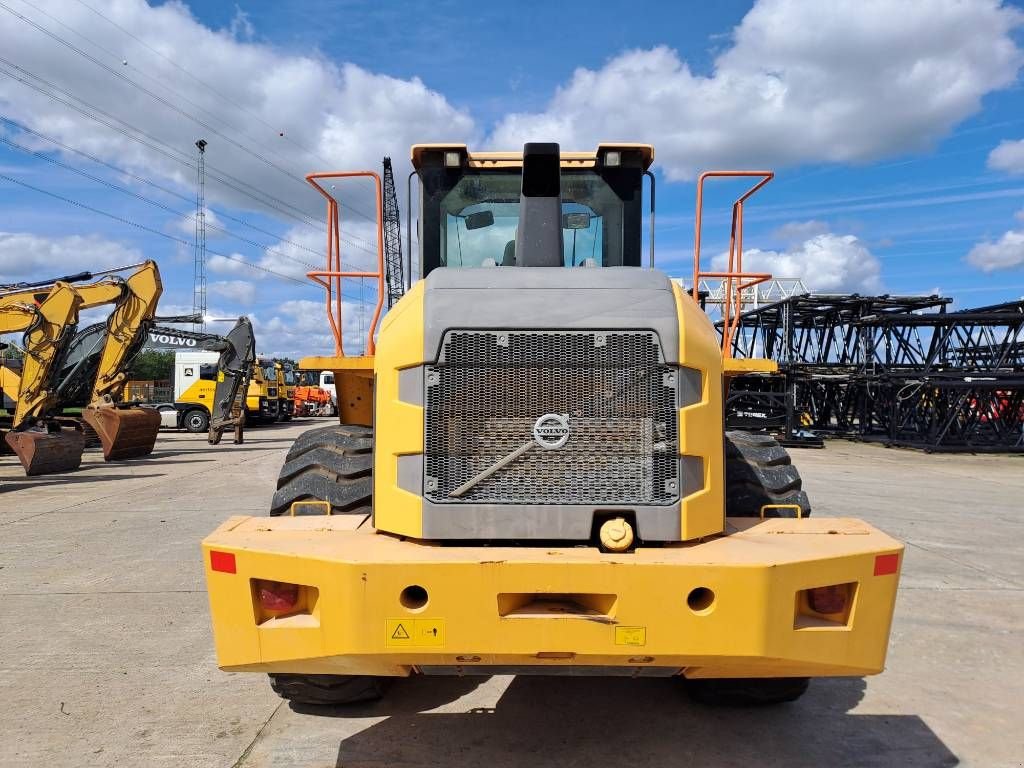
left=148, top=332, right=197, bottom=347
left=533, top=413, right=570, bottom=450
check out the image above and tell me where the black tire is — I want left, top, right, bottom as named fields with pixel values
left=269, top=673, right=388, bottom=706
left=183, top=409, right=209, bottom=434
left=267, top=425, right=386, bottom=706
left=725, top=430, right=810, bottom=518
left=683, top=676, right=810, bottom=706
left=270, top=424, right=373, bottom=517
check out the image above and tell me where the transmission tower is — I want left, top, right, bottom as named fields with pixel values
left=381, top=157, right=405, bottom=308
left=193, top=138, right=208, bottom=332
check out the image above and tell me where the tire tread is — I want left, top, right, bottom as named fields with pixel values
left=725, top=430, right=811, bottom=518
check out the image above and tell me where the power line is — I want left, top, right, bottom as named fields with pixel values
left=0, top=58, right=379, bottom=256
left=0, top=56, right=324, bottom=233
left=1, top=0, right=378, bottom=224
left=70, top=0, right=340, bottom=171
left=0, top=171, right=310, bottom=285
left=0, top=114, right=376, bottom=265
left=0, top=133, right=323, bottom=271
left=0, top=173, right=379, bottom=308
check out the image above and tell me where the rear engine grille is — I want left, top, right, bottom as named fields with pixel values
left=424, top=330, right=679, bottom=505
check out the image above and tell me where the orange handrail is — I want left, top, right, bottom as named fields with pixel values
left=692, top=170, right=774, bottom=358
left=305, top=171, right=386, bottom=356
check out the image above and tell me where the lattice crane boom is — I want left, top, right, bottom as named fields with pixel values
left=381, top=157, right=404, bottom=308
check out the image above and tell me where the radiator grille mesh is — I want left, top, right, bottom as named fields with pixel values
left=424, top=330, right=679, bottom=505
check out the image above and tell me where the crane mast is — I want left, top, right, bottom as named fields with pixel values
left=381, top=157, right=404, bottom=308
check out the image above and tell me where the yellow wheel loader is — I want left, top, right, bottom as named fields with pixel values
left=1, top=262, right=164, bottom=472
left=202, top=143, right=903, bottom=707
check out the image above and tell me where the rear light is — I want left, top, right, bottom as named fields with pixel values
left=255, top=580, right=300, bottom=612
left=795, top=581, right=857, bottom=629
left=807, top=584, right=848, bottom=615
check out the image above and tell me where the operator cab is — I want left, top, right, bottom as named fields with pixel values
left=411, top=144, right=654, bottom=277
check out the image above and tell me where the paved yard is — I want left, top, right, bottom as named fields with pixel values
left=1, top=422, right=1021, bottom=767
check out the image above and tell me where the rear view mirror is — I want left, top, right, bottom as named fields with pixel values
left=464, top=211, right=494, bottom=230
left=562, top=212, right=591, bottom=230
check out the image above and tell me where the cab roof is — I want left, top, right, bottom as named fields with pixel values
left=410, top=143, right=655, bottom=171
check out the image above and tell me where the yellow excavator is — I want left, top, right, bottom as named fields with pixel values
left=1, top=280, right=88, bottom=474
left=1, top=262, right=164, bottom=474
left=202, top=143, right=903, bottom=707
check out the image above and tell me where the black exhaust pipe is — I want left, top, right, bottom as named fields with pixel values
left=515, top=142, right=563, bottom=267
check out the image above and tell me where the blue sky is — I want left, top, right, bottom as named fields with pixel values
left=1, top=0, right=1024, bottom=356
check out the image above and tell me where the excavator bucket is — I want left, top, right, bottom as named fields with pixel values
left=5, top=427, right=85, bottom=476
left=81, top=405, right=162, bottom=461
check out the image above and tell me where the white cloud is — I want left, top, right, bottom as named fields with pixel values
left=0, top=0, right=476, bottom=219
left=259, top=298, right=371, bottom=356
left=174, top=207, right=223, bottom=237
left=490, top=0, right=1023, bottom=180
left=208, top=253, right=254, bottom=276
left=255, top=226, right=322, bottom=280
left=0, top=231, right=142, bottom=280
left=988, top=139, right=1024, bottom=174
left=227, top=6, right=255, bottom=41
left=194, top=217, right=375, bottom=287
left=966, top=229, right=1024, bottom=271
left=772, top=220, right=830, bottom=244
left=208, top=279, right=256, bottom=304
left=713, top=232, right=882, bottom=292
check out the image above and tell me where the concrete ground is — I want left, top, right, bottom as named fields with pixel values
left=0, top=421, right=1021, bottom=767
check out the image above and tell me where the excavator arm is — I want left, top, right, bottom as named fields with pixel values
left=77, top=261, right=164, bottom=460
left=208, top=318, right=256, bottom=444
left=81, top=261, right=162, bottom=403
left=146, top=318, right=256, bottom=444
left=0, top=282, right=87, bottom=474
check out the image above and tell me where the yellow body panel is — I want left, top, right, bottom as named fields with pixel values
left=724, top=357, right=779, bottom=375
left=1, top=363, right=21, bottom=402
left=300, top=355, right=375, bottom=371
left=411, top=143, right=655, bottom=170
left=203, top=514, right=902, bottom=678
left=369, top=282, right=426, bottom=537
left=246, top=365, right=272, bottom=414
left=245, top=379, right=260, bottom=413
left=672, top=283, right=726, bottom=540
left=180, top=379, right=260, bottom=419
left=177, top=379, right=216, bottom=410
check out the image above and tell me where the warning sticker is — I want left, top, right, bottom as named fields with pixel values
left=614, top=626, right=647, bottom=646
left=386, top=618, right=445, bottom=647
